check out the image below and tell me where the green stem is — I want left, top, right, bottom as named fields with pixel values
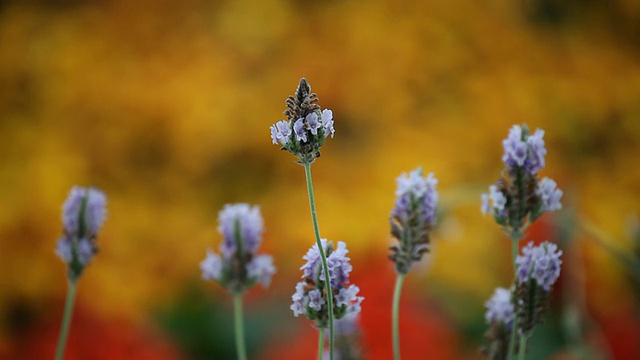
left=318, top=328, right=325, bottom=360
left=233, top=295, right=247, bottom=360
left=55, top=280, right=78, bottom=360
left=392, top=274, right=405, bottom=360
left=508, top=231, right=523, bottom=359
left=303, top=162, right=334, bottom=360
left=518, top=334, right=527, bottom=360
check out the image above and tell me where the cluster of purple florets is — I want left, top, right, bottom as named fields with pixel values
left=56, top=186, right=107, bottom=279
left=200, top=203, right=276, bottom=294
left=291, top=240, right=363, bottom=327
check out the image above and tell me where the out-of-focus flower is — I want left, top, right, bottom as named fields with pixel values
left=484, top=288, right=515, bottom=327
left=482, top=124, right=562, bottom=231
left=200, top=203, right=275, bottom=294
left=516, top=241, right=563, bottom=292
left=389, top=168, right=438, bottom=274
left=56, top=186, right=107, bottom=280
left=291, top=240, right=363, bottom=328
left=537, top=177, right=563, bottom=212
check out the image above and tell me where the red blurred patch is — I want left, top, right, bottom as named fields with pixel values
left=7, top=305, right=181, bottom=360
left=598, top=307, right=640, bottom=360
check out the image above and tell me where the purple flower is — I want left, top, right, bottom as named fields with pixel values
left=537, top=177, right=563, bottom=212
left=526, top=129, right=547, bottom=174
left=302, top=240, right=353, bottom=287
left=56, top=237, right=95, bottom=266
left=218, top=203, right=264, bottom=258
left=391, top=168, right=438, bottom=226
left=270, top=120, right=292, bottom=145
left=322, top=109, right=335, bottom=138
left=62, top=186, right=107, bottom=237
left=390, top=168, right=438, bottom=274
left=308, top=289, right=325, bottom=311
left=501, top=125, right=548, bottom=175
left=502, top=125, right=527, bottom=168
left=200, top=250, right=222, bottom=281
left=306, top=112, right=321, bottom=135
left=247, top=254, right=276, bottom=287
left=481, top=185, right=507, bottom=217
left=291, top=282, right=307, bottom=317
left=57, top=186, right=107, bottom=278
left=485, top=287, right=515, bottom=327
left=293, top=118, right=308, bottom=142
left=269, top=78, right=335, bottom=163
left=516, top=241, right=563, bottom=291
left=202, top=203, right=275, bottom=294
left=292, top=240, right=363, bottom=325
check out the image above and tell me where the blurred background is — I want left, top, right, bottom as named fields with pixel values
left=1, top=0, right=640, bottom=359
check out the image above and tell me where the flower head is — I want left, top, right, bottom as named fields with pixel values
left=484, top=287, right=515, bottom=327
left=482, top=124, right=562, bottom=230
left=537, top=177, right=563, bottom=212
left=291, top=240, right=363, bottom=328
left=501, top=125, right=547, bottom=175
left=56, top=186, right=107, bottom=280
left=218, top=203, right=264, bottom=258
left=201, top=203, right=275, bottom=294
left=516, top=241, right=563, bottom=291
left=269, top=78, right=334, bottom=164
left=481, top=185, right=507, bottom=217
left=389, top=168, right=439, bottom=274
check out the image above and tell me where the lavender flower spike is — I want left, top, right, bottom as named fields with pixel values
left=389, top=168, right=439, bottom=274
left=501, top=124, right=547, bottom=175
left=291, top=240, right=363, bottom=328
left=56, top=186, right=107, bottom=280
left=516, top=241, right=563, bottom=291
left=201, top=203, right=276, bottom=294
left=485, top=287, right=515, bottom=327
left=269, top=78, right=335, bottom=164
left=537, top=177, right=563, bottom=212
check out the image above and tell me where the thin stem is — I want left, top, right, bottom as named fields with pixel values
left=303, top=162, right=334, bottom=360
left=318, top=328, right=325, bottom=360
left=508, top=231, right=523, bottom=359
left=233, top=295, right=247, bottom=360
left=55, top=280, right=78, bottom=360
left=518, top=334, right=527, bottom=360
left=392, top=274, right=405, bottom=360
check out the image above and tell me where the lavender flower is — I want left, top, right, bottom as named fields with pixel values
left=56, top=186, right=107, bottom=280
left=200, top=203, right=276, bottom=294
left=389, top=168, right=439, bottom=274
left=501, top=125, right=547, bottom=175
left=247, top=254, right=276, bottom=287
left=537, top=177, right=563, bottom=212
left=291, top=240, right=364, bottom=328
left=483, top=288, right=515, bottom=360
left=485, top=287, right=515, bottom=327
left=270, top=120, right=292, bottom=145
left=482, top=124, right=562, bottom=230
left=269, top=78, right=335, bottom=164
left=516, top=241, right=563, bottom=291
left=218, top=203, right=264, bottom=258
left=200, top=250, right=222, bottom=281
left=514, top=241, right=562, bottom=336
left=481, top=185, right=507, bottom=217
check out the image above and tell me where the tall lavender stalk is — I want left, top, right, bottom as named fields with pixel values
left=270, top=78, right=338, bottom=359
left=55, top=186, right=107, bottom=360
left=389, top=168, right=439, bottom=360
left=481, top=124, right=563, bottom=359
left=200, top=203, right=276, bottom=360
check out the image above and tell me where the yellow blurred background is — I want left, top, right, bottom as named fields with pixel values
left=1, top=0, right=639, bottom=358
